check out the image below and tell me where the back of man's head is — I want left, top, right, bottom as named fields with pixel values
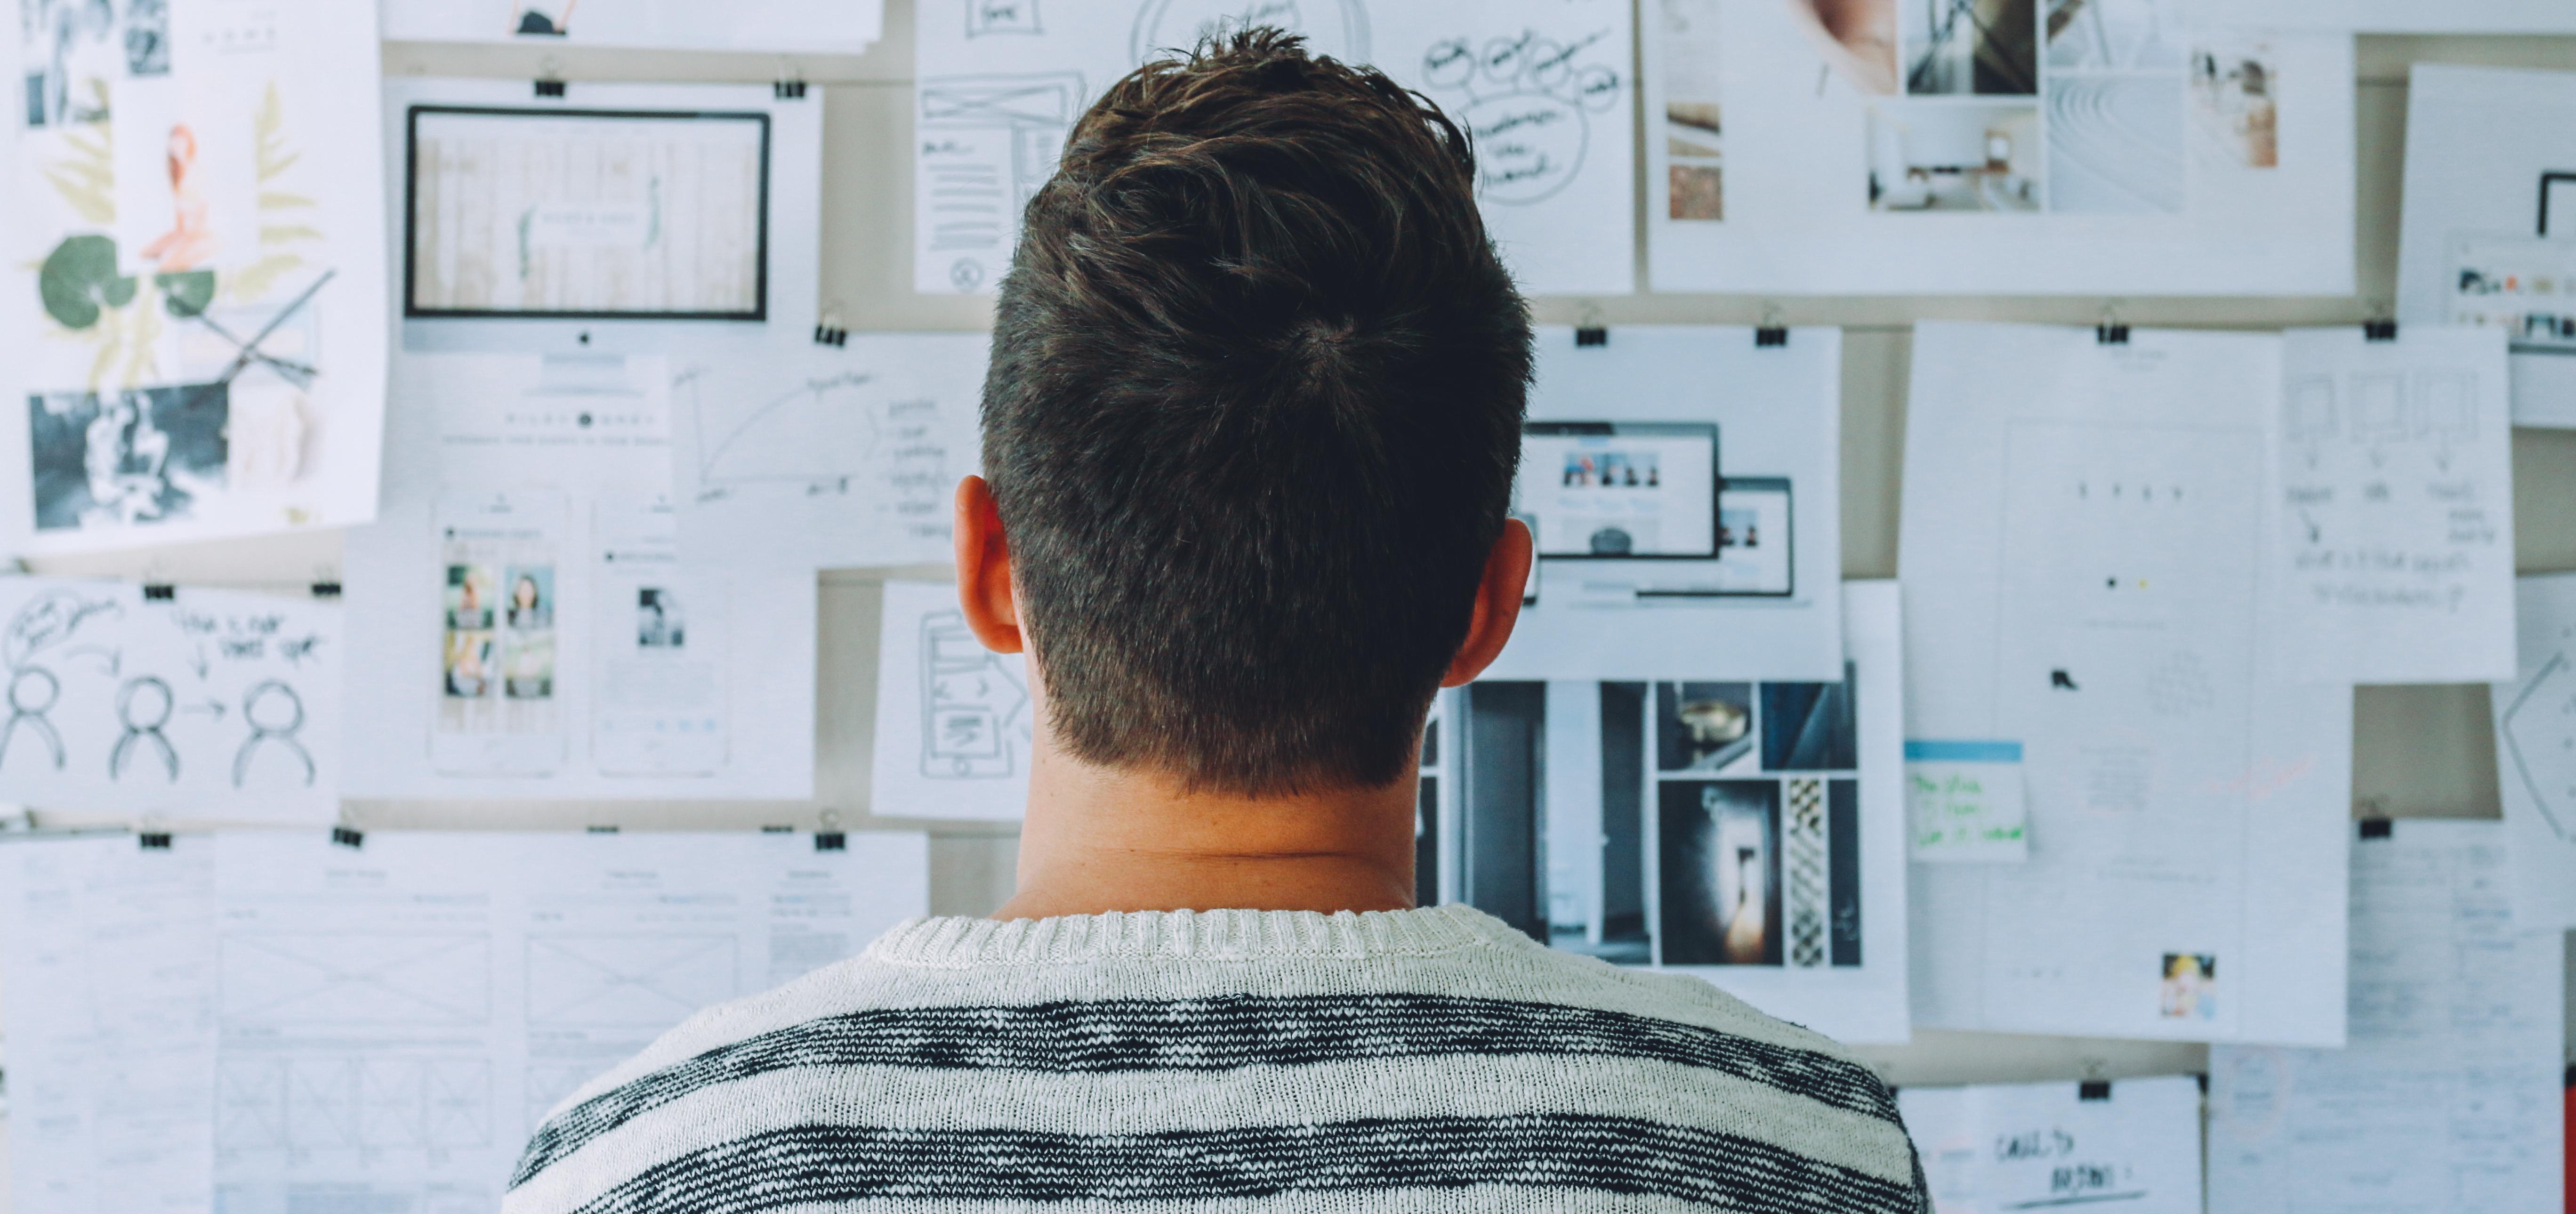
left=984, top=29, right=1532, bottom=798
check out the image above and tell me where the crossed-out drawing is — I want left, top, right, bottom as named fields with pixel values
left=110, top=674, right=180, bottom=781
left=235, top=680, right=315, bottom=787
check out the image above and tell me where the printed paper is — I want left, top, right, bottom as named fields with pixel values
left=671, top=335, right=991, bottom=569
left=1644, top=0, right=2355, bottom=294
left=1903, top=739, right=2028, bottom=862
left=2270, top=326, right=2515, bottom=684
left=1443, top=581, right=1909, bottom=1044
left=871, top=581, right=1032, bottom=822
left=3, top=0, right=390, bottom=553
left=2188, top=0, right=2576, bottom=32
left=380, top=0, right=883, bottom=52
left=2208, top=820, right=2566, bottom=1214
left=2492, top=574, right=2576, bottom=931
left=913, top=0, right=1636, bottom=296
left=1483, top=326, right=1843, bottom=683
left=0, top=578, right=339, bottom=822
left=1, top=829, right=929, bottom=1214
left=1903, top=1077, right=2203, bottom=1214
left=1903, top=322, right=2352, bottom=1046
left=342, top=355, right=817, bottom=800
left=2397, top=65, right=2576, bottom=427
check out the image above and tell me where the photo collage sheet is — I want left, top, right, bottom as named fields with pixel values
left=4, top=0, right=389, bottom=554
left=1647, top=0, right=2355, bottom=293
left=914, top=0, right=1636, bottom=296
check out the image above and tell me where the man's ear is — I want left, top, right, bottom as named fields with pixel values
left=953, top=475, right=1023, bottom=654
left=1441, top=518, right=1532, bottom=688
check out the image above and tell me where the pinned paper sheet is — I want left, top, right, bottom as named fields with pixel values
left=1903, top=740, right=2028, bottom=862
left=2492, top=573, right=2576, bottom=930
left=2271, top=326, right=2515, bottom=684
left=871, top=581, right=1031, bottom=821
left=1904, top=1077, right=2204, bottom=1214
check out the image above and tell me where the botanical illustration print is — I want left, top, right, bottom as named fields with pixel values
left=14, top=0, right=351, bottom=543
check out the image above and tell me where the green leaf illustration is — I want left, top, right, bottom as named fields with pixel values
left=157, top=270, right=216, bottom=317
left=38, top=235, right=136, bottom=330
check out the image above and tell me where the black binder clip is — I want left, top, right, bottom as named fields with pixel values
left=535, top=79, right=566, bottom=97
left=2359, top=817, right=2393, bottom=840
left=331, top=825, right=365, bottom=850
left=814, top=299, right=848, bottom=348
left=138, top=832, right=173, bottom=850
left=2095, top=305, right=2129, bottom=346
left=1755, top=306, right=1788, bottom=348
left=2077, top=1080, right=2113, bottom=1101
left=1574, top=326, right=1608, bottom=348
left=760, top=824, right=795, bottom=834
left=143, top=583, right=176, bottom=601
left=586, top=824, right=620, bottom=834
left=814, top=831, right=847, bottom=852
left=2363, top=319, right=2398, bottom=342
left=774, top=79, right=807, bottom=100
left=311, top=582, right=342, bottom=599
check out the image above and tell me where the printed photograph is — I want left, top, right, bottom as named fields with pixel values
left=2045, top=0, right=2183, bottom=72
left=1866, top=101, right=2040, bottom=211
left=21, top=0, right=118, bottom=127
left=2447, top=236, right=2576, bottom=355
left=1656, top=682, right=1754, bottom=772
left=503, top=628, right=555, bottom=700
left=29, top=386, right=229, bottom=533
left=512, top=0, right=575, bottom=36
left=122, top=0, right=169, bottom=74
left=1561, top=449, right=1662, bottom=489
left=1659, top=779, right=1783, bottom=966
left=1661, top=0, right=1729, bottom=220
left=1787, top=0, right=1899, bottom=96
left=445, top=563, right=497, bottom=631
left=637, top=587, right=685, bottom=648
left=2190, top=43, right=2279, bottom=170
left=2158, top=952, right=2217, bottom=1020
left=2046, top=74, right=2183, bottom=214
left=1761, top=670, right=1859, bottom=772
left=505, top=566, right=555, bottom=631
left=443, top=629, right=494, bottom=699
left=1900, top=0, right=2036, bottom=96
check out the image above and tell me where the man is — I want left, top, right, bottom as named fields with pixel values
left=506, top=31, right=1927, bottom=1214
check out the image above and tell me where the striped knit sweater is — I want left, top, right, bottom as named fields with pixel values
left=504, top=905, right=1929, bottom=1214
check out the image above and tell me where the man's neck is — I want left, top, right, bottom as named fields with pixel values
left=992, top=742, right=1418, bottom=920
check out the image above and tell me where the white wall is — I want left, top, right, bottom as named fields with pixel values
left=13, top=18, right=2574, bottom=1102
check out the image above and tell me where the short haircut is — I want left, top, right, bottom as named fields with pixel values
left=982, top=28, right=1532, bottom=796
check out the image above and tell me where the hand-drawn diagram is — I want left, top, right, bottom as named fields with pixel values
left=1417, top=28, right=1623, bottom=206
left=668, top=338, right=988, bottom=569
left=219, top=934, right=492, bottom=1027
left=525, top=934, right=738, bottom=1026
left=920, top=610, right=1032, bottom=778
left=0, top=579, right=339, bottom=818
left=916, top=72, right=1087, bottom=294
left=2501, top=651, right=2576, bottom=842
left=217, top=1057, right=491, bottom=1150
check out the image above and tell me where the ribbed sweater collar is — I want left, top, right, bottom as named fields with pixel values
left=865, top=903, right=1527, bottom=968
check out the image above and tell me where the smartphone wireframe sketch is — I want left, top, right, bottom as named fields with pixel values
left=593, top=494, right=726, bottom=776
left=1516, top=422, right=1721, bottom=560
left=432, top=489, right=568, bottom=775
left=920, top=610, right=1022, bottom=778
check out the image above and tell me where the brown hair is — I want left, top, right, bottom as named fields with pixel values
left=981, top=28, right=1531, bottom=795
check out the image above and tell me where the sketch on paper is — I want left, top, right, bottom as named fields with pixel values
left=217, top=1057, right=492, bottom=1150
left=874, top=582, right=1031, bottom=819
left=376, top=0, right=883, bottom=52
left=918, top=0, right=1635, bottom=295
left=219, top=933, right=494, bottom=1026
left=9, top=0, right=386, bottom=552
left=525, top=935, right=738, bottom=1026
left=0, top=578, right=338, bottom=819
left=668, top=337, right=989, bottom=569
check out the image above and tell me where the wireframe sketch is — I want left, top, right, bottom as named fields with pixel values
left=2501, top=651, right=2576, bottom=842
left=1130, top=0, right=1368, bottom=62
left=219, top=934, right=493, bottom=1027
left=1417, top=28, right=1624, bottom=206
left=525, top=934, right=738, bottom=1026
left=218, top=1057, right=491, bottom=1150
left=920, top=610, right=1031, bottom=778
left=111, top=675, right=180, bottom=781
left=916, top=73, right=1087, bottom=293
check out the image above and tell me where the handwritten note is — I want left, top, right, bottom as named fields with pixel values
left=2271, top=326, right=2515, bottom=683
left=1905, top=740, right=2029, bottom=862
left=1903, top=1077, right=2203, bottom=1214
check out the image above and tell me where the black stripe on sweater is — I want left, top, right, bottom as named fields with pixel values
left=514, top=994, right=1899, bottom=1188
left=564, top=1115, right=1927, bottom=1214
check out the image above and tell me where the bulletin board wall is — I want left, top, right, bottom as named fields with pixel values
left=18, top=10, right=2576, bottom=1093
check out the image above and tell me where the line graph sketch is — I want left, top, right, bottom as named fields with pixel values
left=219, top=933, right=492, bottom=1026
left=525, top=934, right=738, bottom=1026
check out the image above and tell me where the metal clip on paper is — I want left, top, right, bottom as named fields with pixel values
left=535, top=58, right=565, bottom=97
left=1573, top=302, right=1607, bottom=348
left=814, top=808, right=847, bottom=852
left=1755, top=305, right=1787, bottom=348
left=2363, top=319, right=2398, bottom=342
left=2094, top=306, right=2129, bottom=346
left=331, top=825, right=365, bottom=850
left=586, top=824, right=620, bottom=834
left=2077, top=1080, right=2113, bottom=1101
left=814, top=299, right=849, bottom=348
left=2359, top=817, right=2394, bottom=840
left=138, top=832, right=173, bottom=850
left=143, top=583, right=176, bottom=601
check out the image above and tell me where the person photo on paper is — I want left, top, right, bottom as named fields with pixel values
left=504, top=30, right=1929, bottom=1214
